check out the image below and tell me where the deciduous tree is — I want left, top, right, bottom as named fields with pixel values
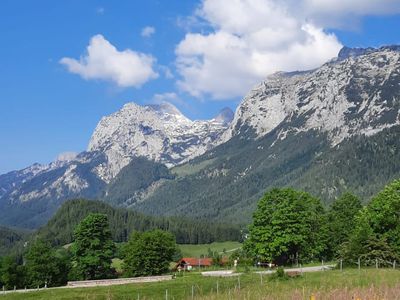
left=244, top=188, right=327, bottom=265
left=123, top=230, right=176, bottom=277
left=25, top=240, right=69, bottom=287
left=327, top=192, right=362, bottom=257
left=71, top=213, right=115, bottom=280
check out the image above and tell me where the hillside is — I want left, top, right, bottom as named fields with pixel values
left=129, top=125, right=400, bottom=223
left=36, top=199, right=242, bottom=246
left=0, top=226, right=31, bottom=256
left=122, top=46, right=400, bottom=223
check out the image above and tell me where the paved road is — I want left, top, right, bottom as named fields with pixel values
left=256, top=265, right=335, bottom=274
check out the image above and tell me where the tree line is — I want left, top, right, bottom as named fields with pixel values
left=2, top=179, right=400, bottom=289
left=243, top=179, right=400, bottom=266
left=0, top=213, right=178, bottom=289
left=37, top=198, right=242, bottom=246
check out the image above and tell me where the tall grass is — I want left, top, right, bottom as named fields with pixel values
left=2, top=269, right=400, bottom=299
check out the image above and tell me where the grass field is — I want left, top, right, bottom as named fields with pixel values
left=178, top=241, right=242, bottom=258
left=3, top=269, right=400, bottom=299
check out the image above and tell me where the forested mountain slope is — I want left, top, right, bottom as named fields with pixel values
left=120, top=46, right=400, bottom=223
left=36, top=199, right=242, bottom=246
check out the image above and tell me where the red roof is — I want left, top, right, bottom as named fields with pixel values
left=178, top=257, right=213, bottom=266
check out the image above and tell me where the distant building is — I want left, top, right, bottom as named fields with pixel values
left=174, top=257, right=213, bottom=271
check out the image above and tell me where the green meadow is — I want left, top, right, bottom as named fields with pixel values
left=3, top=269, right=400, bottom=299
left=178, top=241, right=242, bottom=258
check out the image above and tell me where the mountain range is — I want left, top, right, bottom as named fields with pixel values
left=1, top=45, right=399, bottom=229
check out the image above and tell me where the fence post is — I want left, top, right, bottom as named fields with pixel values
left=217, top=281, right=219, bottom=295
left=165, top=289, right=168, bottom=300
left=376, top=259, right=378, bottom=269
left=340, top=259, right=343, bottom=271
left=238, top=276, right=240, bottom=290
left=260, top=273, right=263, bottom=284
left=394, top=260, right=396, bottom=269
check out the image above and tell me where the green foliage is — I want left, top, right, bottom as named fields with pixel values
left=0, top=226, right=30, bottom=257
left=25, top=240, right=70, bottom=287
left=341, top=180, right=400, bottom=265
left=207, top=248, right=223, bottom=266
left=367, top=179, right=400, bottom=253
left=122, top=230, right=176, bottom=277
left=270, top=267, right=288, bottom=281
left=0, top=256, right=25, bottom=289
left=71, top=213, right=115, bottom=280
left=293, top=127, right=400, bottom=205
left=228, top=248, right=253, bottom=266
left=359, top=237, right=399, bottom=267
left=340, top=208, right=374, bottom=263
left=327, top=193, right=362, bottom=257
left=244, top=188, right=328, bottom=265
left=104, top=157, right=174, bottom=206
left=37, top=199, right=241, bottom=246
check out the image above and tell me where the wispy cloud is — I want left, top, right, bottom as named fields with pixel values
left=141, top=26, right=156, bottom=38
left=96, top=7, right=105, bottom=15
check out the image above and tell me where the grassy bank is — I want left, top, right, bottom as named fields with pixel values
left=178, top=241, right=242, bottom=257
left=3, top=268, right=400, bottom=299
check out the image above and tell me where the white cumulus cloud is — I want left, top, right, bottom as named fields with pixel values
left=141, top=26, right=156, bottom=38
left=60, top=34, right=158, bottom=88
left=176, top=0, right=341, bottom=99
left=175, top=0, right=400, bottom=100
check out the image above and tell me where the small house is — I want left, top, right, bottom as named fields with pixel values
left=175, top=257, right=213, bottom=271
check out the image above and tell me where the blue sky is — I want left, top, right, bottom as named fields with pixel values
left=1, top=0, right=400, bottom=174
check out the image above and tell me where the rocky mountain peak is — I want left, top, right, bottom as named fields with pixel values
left=337, top=46, right=375, bottom=60
left=222, top=45, right=400, bottom=145
left=87, top=101, right=231, bottom=182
